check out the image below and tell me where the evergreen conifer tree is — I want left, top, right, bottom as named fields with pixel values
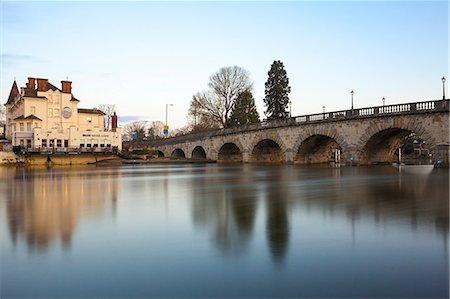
left=263, top=60, right=291, bottom=121
left=228, top=90, right=260, bottom=126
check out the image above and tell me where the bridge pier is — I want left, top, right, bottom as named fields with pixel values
left=343, top=148, right=363, bottom=166
left=242, top=150, right=251, bottom=163
left=284, top=149, right=294, bottom=164
left=208, top=149, right=218, bottom=161
left=431, top=144, right=449, bottom=167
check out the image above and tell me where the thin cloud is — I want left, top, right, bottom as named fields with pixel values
left=119, top=115, right=146, bottom=124
left=1, top=53, right=44, bottom=67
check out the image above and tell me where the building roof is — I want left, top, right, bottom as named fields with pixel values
left=78, top=108, right=106, bottom=115
left=14, top=114, right=43, bottom=121
left=70, top=95, right=80, bottom=102
left=5, top=80, right=19, bottom=105
left=47, top=82, right=62, bottom=92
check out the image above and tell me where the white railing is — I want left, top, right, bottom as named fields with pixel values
left=416, top=101, right=435, bottom=110
left=359, top=108, right=374, bottom=116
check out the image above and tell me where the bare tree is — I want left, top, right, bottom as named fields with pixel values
left=98, top=104, right=116, bottom=130
left=188, top=66, right=253, bottom=128
left=0, top=104, right=5, bottom=123
left=189, top=91, right=223, bottom=131
left=147, top=121, right=164, bottom=139
left=170, top=125, right=192, bottom=137
left=123, top=121, right=147, bottom=141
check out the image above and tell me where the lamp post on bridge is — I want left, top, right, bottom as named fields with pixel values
left=442, top=76, right=446, bottom=100
left=382, top=97, right=385, bottom=106
left=165, top=103, right=173, bottom=136
left=350, top=90, right=354, bottom=111
left=289, top=100, right=292, bottom=117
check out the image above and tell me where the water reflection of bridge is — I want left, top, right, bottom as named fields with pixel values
left=190, top=166, right=448, bottom=263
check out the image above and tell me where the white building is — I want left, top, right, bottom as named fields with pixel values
left=4, top=77, right=122, bottom=152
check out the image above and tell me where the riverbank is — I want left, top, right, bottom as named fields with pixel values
left=0, top=152, right=120, bottom=166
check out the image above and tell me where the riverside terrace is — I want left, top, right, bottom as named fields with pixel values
left=124, top=99, right=449, bottom=166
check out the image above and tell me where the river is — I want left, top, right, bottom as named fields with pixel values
left=0, top=164, right=448, bottom=298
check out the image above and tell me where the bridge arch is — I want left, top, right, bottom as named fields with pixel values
left=156, top=150, right=165, bottom=158
left=251, top=139, right=284, bottom=163
left=358, top=121, right=436, bottom=164
left=192, top=146, right=207, bottom=159
left=295, top=134, right=344, bottom=164
left=171, top=148, right=186, bottom=159
left=218, top=142, right=243, bottom=163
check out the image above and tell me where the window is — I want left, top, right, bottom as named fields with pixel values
left=57, top=139, right=62, bottom=147
left=42, top=139, right=47, bottom=147
left=54, top=95, right=59, bottom=104
left=27, top=139, right=32, bottom=148
left=87, top=117, right=92, bottom=124
left=49, top=140, right=54, bottom=147
left=100, top=144, right=105, bottom=148
left=30, top=106, right=36, bottom=114
left=48, top=108, right=53, bottom=117
left=54, top=109, right=60, bottom=117
left=64, top=140, right=69, bottom=147
left=80, top=144, right=85, bottom=148
left=12, top=124, right=16, bottom=132
left=26, top=123, right=31, bottom=131
left=87, top=144, right=92, bottom=148
left=19, top=123, right=24, bottom=131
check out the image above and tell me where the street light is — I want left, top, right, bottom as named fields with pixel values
left=382, top=97, right=385, bottom=106
left=350, top=90, right=354, bottom=110
left=322, top=105, right=325, bottom=113
left=165, top=103, right=173, bottom=136
left=442, top=76, right=446, bottom=100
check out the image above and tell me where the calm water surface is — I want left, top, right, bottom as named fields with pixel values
left=0, top=164, right=448, bottom=298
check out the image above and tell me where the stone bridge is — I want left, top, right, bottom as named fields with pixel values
left=124, top=99, right=450, bottom=165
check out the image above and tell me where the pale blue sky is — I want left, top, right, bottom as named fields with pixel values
left=1, top=1, right=448, bottom=129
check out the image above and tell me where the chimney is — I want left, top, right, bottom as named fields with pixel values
left=111, top=112, right=118, bottom=132
left=61, top=81, right=72, bottom=93
left=36, top=78, right=48, bottom=92
left=26, top=77, right=36, bottom=90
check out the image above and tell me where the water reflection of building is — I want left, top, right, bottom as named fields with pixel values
left=4, top=167, right=119, bottom=250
